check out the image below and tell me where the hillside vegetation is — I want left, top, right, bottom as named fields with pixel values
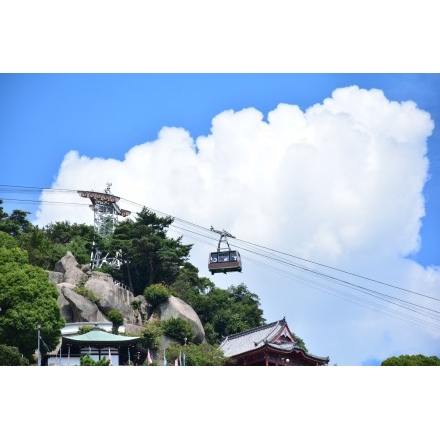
left=0, top=200, right=267, bottom=364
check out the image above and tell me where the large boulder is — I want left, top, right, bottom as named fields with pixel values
left=56, top=288, right=75, bottom=322
left=124, top=323, right=145, bottom=336
left=50, top=252, right=206, bottom=347
left=50, top=252, right=147, bottom=326
left=152, top=295, right=206, bottom=344
left=57, top=282, right=109, bottom=323
left=47, top=270, right=64, bottom=285
left=54, top=251, right=88, bottom=285
left=85, top=272, right=132, bottom=315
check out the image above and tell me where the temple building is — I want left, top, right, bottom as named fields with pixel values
left=44, top=324, right=141, bottom=366
left=219, top=318, right=329, bottom=366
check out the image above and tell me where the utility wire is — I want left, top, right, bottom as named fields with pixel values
left=1, top=184, right=437, bottom=298
left=236, top=237, right=440, bottom=302
left=2, top=185, right=439, bottom=325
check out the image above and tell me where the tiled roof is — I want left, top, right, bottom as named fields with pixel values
left=219, top=319, right=289, bottom=358
left=265, top=342, right=330, bottom=362
left=62, top=327, right=140, bottom=346
left=218, top=318, right=329, bottom=363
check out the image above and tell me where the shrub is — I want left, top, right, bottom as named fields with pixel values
left=166, top=341, right=226, bottom=366
left=140, top=322, right=163, bottom=351
left=144, top=283, right=171, bottom=307
left=78, top=325, right=94, bottom=334
left=74, top=282, right=100, bottom=304
left=0, top=344, right=30, bottom=366
left=79, top=353, right=110, bottom=366
left=108, top=309, right=124, bottom=334
left=161, top=317, right=194, bottom=344
left=108, top=309, right=124, bottom=326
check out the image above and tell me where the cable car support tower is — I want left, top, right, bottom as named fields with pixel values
left=77, top=183, right=131, bottom=269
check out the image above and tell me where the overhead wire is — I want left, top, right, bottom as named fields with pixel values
left=235, top=236, right=440, bottom=302
left=146, top=200, right=440, bottom=330
left=123, top=196, right=440, bottom=330
left=1, top=184, right=440, bottom=331
left=235, top=241, right=440, bottom=315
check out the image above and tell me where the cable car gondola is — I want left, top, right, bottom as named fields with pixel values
left=208, top=227, right=242, bottom=275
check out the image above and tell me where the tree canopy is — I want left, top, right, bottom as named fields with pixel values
left=165, top=341, right=226, bottom=366
left=171, top=276, right=266, bottom=344
left=108, top=309, right=124, bottom=334
left=381, top=354, right=440, bottom=366
left=0, top=231, right=65, bottom=362
left=0, top=200, right=33, bottom=237
left=108, top=207, right=193, bottom=294
left=80, top=353, right=110, bottom=366
left=1, top=200, right=95, bottom=270
left=0, top=202, right=314, bottom=365
left=0, top=343, right=30, bottom=366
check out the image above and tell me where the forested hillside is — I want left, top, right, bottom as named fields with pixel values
left=0, top=200, right=268, bottom=364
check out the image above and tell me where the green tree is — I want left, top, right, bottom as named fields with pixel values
left=78, top=325, right=94, bottom=335
left=108, top=309, right=124, bottom=334
left=16, top=226, right=64, bottom=270
left=185, top=283, right=266, bottom=344
left=144, top=283, right=171, bottom=307
left=0, top=344, right=30, bottom=366
left=12, top=219, right=95, bottom=270
left=0, top=200, right=8, bottom=223
left=79, top=353, right=110, bottom=366
left=109, top=208, right=193, bottom=294
left=140, top=321, right=163, bottom=351
left=381, top=354, right=440, bottom=366
left=166, top=341, right=226, bottom=366
left=0, top=231, right=65, bottom=362
left=161, top=317, right=195, bottom=344
left=226, top=283, right=265, bottom=328
left=0, top=201, right=33, bottom=237
left=171, top=263, right=214, bottom=306
left=43, top=221, right=95, bottom=265
left=44, top=221, right=93, bottom=245
left=74, top=282, right=100, bottom=304
left=293, top=334, right=308, bottom=352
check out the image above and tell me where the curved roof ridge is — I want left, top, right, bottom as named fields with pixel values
left=266, top=342, right=330, bottom=362
left=260, top=319, right=286, bottom=343
left=223, top=318, right=285, bottom=341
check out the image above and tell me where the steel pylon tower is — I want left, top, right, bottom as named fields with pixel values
left=77, top=183, right=131, bottom=269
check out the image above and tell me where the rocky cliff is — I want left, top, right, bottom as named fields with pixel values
left=48, top=251, right=206, bottom=345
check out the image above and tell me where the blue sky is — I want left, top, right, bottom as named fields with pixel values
left=1, top=1, right=440, bottom=371
left=1, top=73, right=439, bottom=268
left=1, top=73, right=439, bottom=369
left=2, top=3, right=439, bottom=436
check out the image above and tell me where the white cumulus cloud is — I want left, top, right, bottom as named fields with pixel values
left=35, top=86, right=440, bottom=365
